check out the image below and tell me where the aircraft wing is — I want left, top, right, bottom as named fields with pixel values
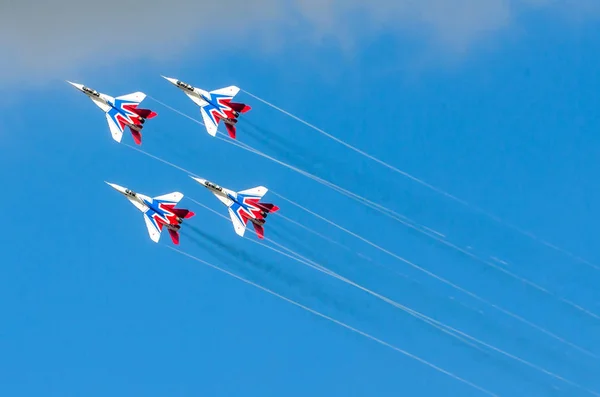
left=116, top=91, right=146, bottom=103
left=213, top=192, right=233, bottom=207
left=200, top=107, right=218, bottom=136
left=237, top=186, right=268, bottom=199
left=126, top=196, right=148, bottom=213
left=143, top=212, right=162, bottom=243
left=210, top=85, right=240, bottom=98
left=105, top=112, right=124, bottom=142
left=185, top=92, right=208, bottom=107
left=91, top=97, right=111, bottom=112
left=153, top=192, right=183, bottom=205
left=227, top=207, right=248, bottom=237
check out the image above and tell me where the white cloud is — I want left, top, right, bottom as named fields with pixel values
left=0, top=0, right=597, bottom=86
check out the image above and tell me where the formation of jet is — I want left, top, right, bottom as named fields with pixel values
left=106, top=182, right=195, bottom=245
left=162, top=76, right=251, bottom=139
left=67, top=81, right=157, bottom=145
left=190, top=177, right=279, bottom=239
left=71, top=77, right=278, bottom=245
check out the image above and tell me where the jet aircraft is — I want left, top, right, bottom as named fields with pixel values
left=67, top=81, right=157, bottom=145
left=106, top=182, right=194, bottom=245
left=190, top=177, right=278, bottom=239
left=162, top=76, right=250, bottom=139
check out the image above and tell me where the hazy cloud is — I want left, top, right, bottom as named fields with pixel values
left=0, top=0, right=597, bottom=86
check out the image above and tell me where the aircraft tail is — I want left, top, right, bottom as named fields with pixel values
left=225, top=122, right=237, bottom=139
left=168, top=229, right=180, bottom=245
left=172, top=208, right=195, bottom=220
left=131, top=108, right=157, bottom=119
left=252, top=222, right=265, bottom=239
left=129, top=127, right=143, bottom=145
left=229, top=102, right=251, bottom=114
left=256, top=202, right=279, bottom=215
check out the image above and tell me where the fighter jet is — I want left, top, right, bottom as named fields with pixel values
left=190, top=177, right=278, bottom=239
left=106, top=182, right=195, bottom=245
left=162, top=76, right=250, bottom=139
left=67, top=81, right=157, bottom=145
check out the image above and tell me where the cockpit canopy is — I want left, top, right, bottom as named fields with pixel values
left=206, top=181, right=222, bottom=191
left=125, top=189, right=135, bottom=196
left=176, top=80, right=194, bottom=91
left=82, top=86, right=100, bottom=97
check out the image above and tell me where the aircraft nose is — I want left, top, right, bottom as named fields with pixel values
left=66, top=80, right=84, bottom=91
left=160, top=75, right=178, bottom=85
left=189, top=176, right=207, bottom=186
left=105, top=181, right=127, bottom=194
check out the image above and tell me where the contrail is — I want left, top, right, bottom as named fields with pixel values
left=167, top=246, right=499, bottom=397
left=185, top=197, right=600, bottom=393
left=255, top=237, right=600, bottom=396
left=124, top=143, right=200, bottom=177
left=240, top=89, right=599, bottom=271
left=182, top=224, right=354, bottom=313
left=269, top=192, right=599, bottom=359
left=176, top=202, right=600, bottom=395
left=137, top=99, right=598, bottom=352
left=148, top=94, right=600, bottom=297
left=216, top=135, right=600, bottom=321
left=123, top=138, right=597, bottom=358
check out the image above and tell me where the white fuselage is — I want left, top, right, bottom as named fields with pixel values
left=199, top=178, right=264, bottom=225
left=169, top=79, right=238, bottom=119
left=173, top=79, right=209, bottom=99
left=109, top=183, right=181, bottom=230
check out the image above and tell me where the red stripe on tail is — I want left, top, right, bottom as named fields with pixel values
left=171, top=208, right=195, bottom=219
left=130, top=128, right=142, bottom=145
left=257, top=203, right=279, bottom=214
left=132, top=108, right=157, bottom=119
left=168, top=229, right=180, bottom=245
left=229, top=102, right=251, bottom=113
left=225, top=123, right=236, bottom=139
left=252, top=222, right=265, bottom=239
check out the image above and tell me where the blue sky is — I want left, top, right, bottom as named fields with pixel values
left=2, top=2, right=600, bottom=396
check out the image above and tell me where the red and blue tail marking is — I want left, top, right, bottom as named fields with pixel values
left=143, top=197, right=195, bottom=245
left=107, top=97, right=157, bottom=145
left=229, top=193, right=279, bottom=239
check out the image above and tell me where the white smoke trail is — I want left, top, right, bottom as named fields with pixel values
left=182, top=199, right=600, bottom=395
left=136, top=98, right=598, bottom=353
left=269, top=192, right=598, bottom=359
left=213, top=127, right=600, bottom=321
left=166, top=246, right=499, bottom=397
left=240, top=90, right=599, bottom=271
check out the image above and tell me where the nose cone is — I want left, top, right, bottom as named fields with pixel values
left=189, top=176, right=207, bottom=186
left=105, top=181, right=127, bottom=194
left=161, top=75, right=179, bottom=86
left=66, top=80, right=84, bottom=91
